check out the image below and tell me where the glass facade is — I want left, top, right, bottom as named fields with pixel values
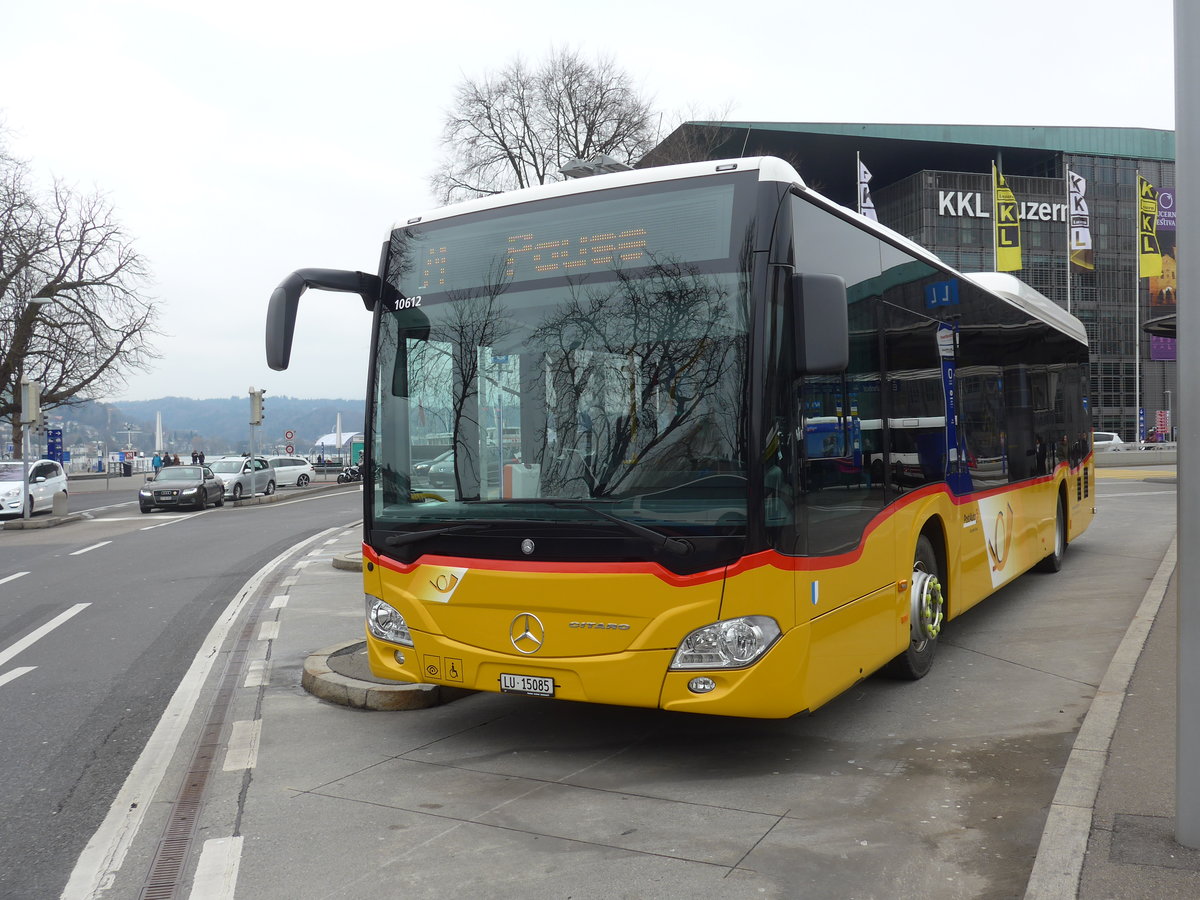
left=874, top=156, right=1177, bottom=441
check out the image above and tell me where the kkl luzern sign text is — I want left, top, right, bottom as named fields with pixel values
left=937, top=191, right=1068, bottom=222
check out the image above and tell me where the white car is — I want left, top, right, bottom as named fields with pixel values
left=206, top=456, right=276, bottom=500
left=264, top=455, right=316, bottom=487
left=1093, top=431, right=1126, bottom=451
left=0, top=459, right=69, bottom=517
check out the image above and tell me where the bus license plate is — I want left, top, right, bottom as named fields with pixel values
left=500, top=673, right=555, bottom=697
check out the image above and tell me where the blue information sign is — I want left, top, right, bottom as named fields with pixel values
left=46, top=428, right=64, bottom=463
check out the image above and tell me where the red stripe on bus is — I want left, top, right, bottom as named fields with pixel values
left=366, top=461, right=1088, bottom=584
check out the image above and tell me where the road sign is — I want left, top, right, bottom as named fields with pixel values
left=285, top=430, right=295, bottom=440
left=47, top=428, right=64, bottom=463
left=285, top=444, right=294, bottom=454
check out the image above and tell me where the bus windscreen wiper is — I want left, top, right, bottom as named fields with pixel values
left=470, top=498, right=693, bottom=556
left=384, top=524, right=484, bottom=547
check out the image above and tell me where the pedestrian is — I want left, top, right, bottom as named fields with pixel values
left=191, top=450, right=199, bottom=464
left=173, top=453, right=181, bottom=466
left=152, top=452, right=163, bottom=477
left=199, top=450, right=205, bottom=465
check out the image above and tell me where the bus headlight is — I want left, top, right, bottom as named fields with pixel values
left=365, top=595, right=414, bottom=647
left=669, top=616, right=781, bottom=669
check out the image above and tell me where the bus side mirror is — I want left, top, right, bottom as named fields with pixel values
left=792, top=273, right=848, bottom=375
left=266, top=268, right=384, bottom=370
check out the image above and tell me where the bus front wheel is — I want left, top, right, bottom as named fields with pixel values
left=885, top=534, right=944, bottom=680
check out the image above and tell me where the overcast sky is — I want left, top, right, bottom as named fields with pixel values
left=1, top=0, right=1176, bottom=404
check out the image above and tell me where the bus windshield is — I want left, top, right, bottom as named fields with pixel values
left=371, top=177, right=754, bottom=541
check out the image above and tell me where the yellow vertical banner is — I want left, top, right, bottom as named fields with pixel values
left=993, top=163, right=1022, bottom=271
left=1138, top=174, right=1163, bottom=278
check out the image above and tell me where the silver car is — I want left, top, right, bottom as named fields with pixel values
left=1093, top=431, right=1126, bottom=451
left=0, top=459, right=68, bottom=517
left=206, top=456, right=276, bottom=500
left=264, top=455, right=316, bottom=487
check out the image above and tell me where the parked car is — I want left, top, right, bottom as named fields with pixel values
left=428, top=446, right=518, bottom=490
left=139, top=465, right=225, bottom=512
left=207, top=456, right=275, bottom=500
left=1093, top=431, right=1126, bottom=451
left=264, top=455, right=316, bottom=487
left=0, top=459, right=68, bottom=517
left=413, top=449, right=453, bottom=482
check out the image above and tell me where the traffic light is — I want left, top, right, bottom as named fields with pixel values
left=20, top=380, right=42, bottom=425
left=249, top=387, right=265, bottom=426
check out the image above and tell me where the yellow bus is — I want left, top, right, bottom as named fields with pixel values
left=266, top=157, right=1094, bottom=718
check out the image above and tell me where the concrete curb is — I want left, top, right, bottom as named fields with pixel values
left=229, top=480, right=352, bottom=508
left=301, top=640, right=469, bottom=711
left=331, top=552, right=362, bottom=571
left=2, top=512, right=89, bottom=530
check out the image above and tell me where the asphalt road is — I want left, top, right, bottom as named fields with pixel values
left=0, top=482, right=362, bottom=900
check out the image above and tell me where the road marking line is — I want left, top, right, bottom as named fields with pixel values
left=0, top=572, right=30, bottom=586
left=187, top=836, right=242, bottom=900
left=222, top=720, right=261, bottom=772
left=269, top=595, right=288, bottom=609
left=70, top=541, right=112, bottom=556
left=0, top=603, right=90, bottom=669
left=59, top=527, right=344, bottom=900
left=140, top=513, right=203, bottom=530
left=1097, top=490, right=1176, bottom=497
left=246, top=641, right=269, bottom=665
left=243, top=660, right=270, bottom=688
left=257, top=621, right=279, bottom=641
left=0, top=666, right=36, bottom=688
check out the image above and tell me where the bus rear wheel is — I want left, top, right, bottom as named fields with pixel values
left=1036, top=494, right=1067, bottom=573
left=885, top=534, right=944, bottom=680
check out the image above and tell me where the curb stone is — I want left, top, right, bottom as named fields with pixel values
left=2, top=512, right=89, bottom=530
left=332, top=552, right=361, bottom=571
left=301, top=640, right=469, bottom=711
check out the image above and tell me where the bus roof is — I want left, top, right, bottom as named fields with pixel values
left=396, top=156, right=1088, bottom=347
left=393, top=156, right=806, bottom=228
left=961, top=272, right=1088, bottom=345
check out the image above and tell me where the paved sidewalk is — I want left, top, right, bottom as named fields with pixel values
left=1075, top=568, right=1200, bottom=897
left=122, top=517, right=1193, bottom=899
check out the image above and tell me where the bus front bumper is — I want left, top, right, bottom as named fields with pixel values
left=365, top=625, right=811, bottom=719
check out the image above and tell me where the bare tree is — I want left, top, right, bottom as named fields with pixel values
left=0, top=146, right=159, bottom=457
left=636, top=103, right=741, bottom=168
left=431, top=48, right=659, bottom=203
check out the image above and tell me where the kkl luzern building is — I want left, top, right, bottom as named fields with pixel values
left=646, top=123, right=1177, bottom=441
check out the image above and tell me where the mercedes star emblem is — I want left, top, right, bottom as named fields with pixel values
left=521, top=539, right=535, bottom=555
left=510, top=613, right=545, bottom=654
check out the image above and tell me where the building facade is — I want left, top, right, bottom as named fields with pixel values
left=645, top=123, right=1177, bottom=440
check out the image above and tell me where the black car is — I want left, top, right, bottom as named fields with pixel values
left=139, top=465, right=225, bottom=512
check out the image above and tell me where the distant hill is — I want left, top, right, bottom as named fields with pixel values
left=43, top=396, right=365, bottom=457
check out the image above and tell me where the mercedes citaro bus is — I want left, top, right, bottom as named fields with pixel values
left=266, top=156, right=1093, bottom=718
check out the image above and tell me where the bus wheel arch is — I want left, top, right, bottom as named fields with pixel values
left=885, top=519, right=947, bottom=680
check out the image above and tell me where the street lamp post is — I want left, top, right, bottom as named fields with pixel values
left=19, top=297, right=53, bottom=519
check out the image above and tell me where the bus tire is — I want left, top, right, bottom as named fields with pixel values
left=884, top=533, right=944, bottom=680
left=1036, top=494, right=1067, bottom=573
